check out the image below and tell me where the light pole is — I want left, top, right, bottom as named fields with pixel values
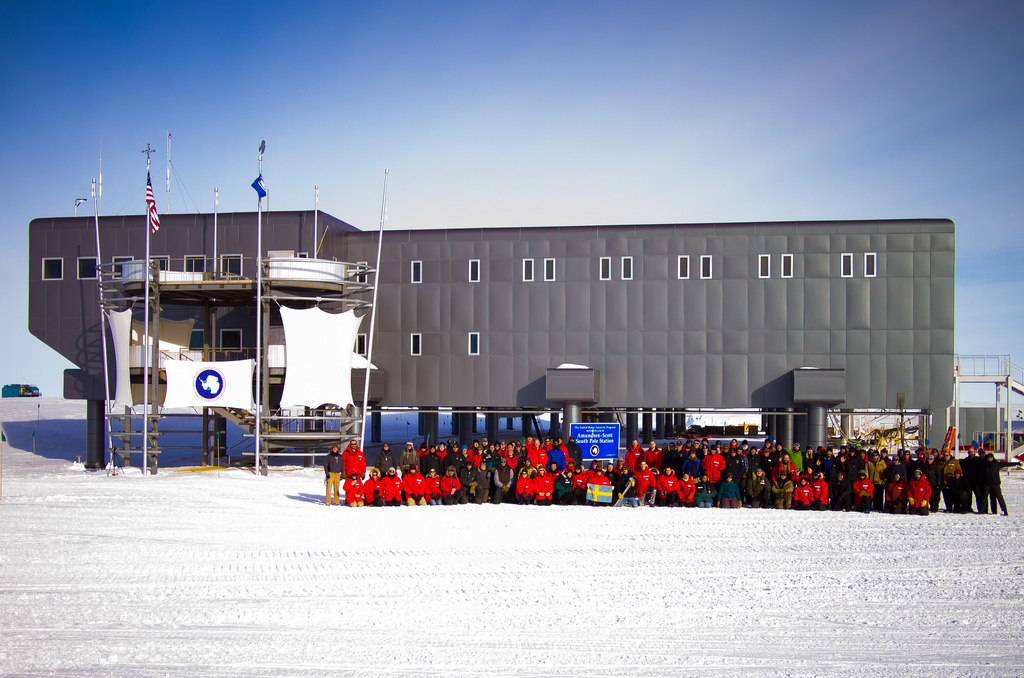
left=75, top=198, right=87, bottom=217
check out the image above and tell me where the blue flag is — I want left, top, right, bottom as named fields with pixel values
left=252, top=174, right=267, bottom=199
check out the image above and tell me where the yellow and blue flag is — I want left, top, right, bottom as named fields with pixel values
left=587, top=483, right=612, bottom=503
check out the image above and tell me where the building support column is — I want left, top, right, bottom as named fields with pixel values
left=806, top=404, right=827, bottom=452
left=370, top=411, right=382, bottom=443
left=778, top=409, right=794, bottom=450
left=86, top=399, right=105, bottom=470
left=655, top=412, right=666, bottom=439
left=626, top=412, right=639, bottom=446
left=562, top=402, right=582, bottom=433
left=549, top=413, right=560, bottom=439
left=423, top=410, right=439, bottom=447
left=642, top=411, right=653, bottom=444
left=457, top=412, right=474, bottom=449
left=486, top=413, right=499, bottom=445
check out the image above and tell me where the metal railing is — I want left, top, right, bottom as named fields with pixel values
left=955, top=354, right=1011, bottom=377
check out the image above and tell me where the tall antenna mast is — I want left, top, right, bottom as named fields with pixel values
left=166, top=133, right=171, bottom=215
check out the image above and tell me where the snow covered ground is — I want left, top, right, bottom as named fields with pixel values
left=1, top=399, right=1023, bottom=677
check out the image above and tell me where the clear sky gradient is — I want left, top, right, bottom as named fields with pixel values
left=1, top=0, right=1022, bottom=397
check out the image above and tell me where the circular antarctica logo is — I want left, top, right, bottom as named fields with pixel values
left=589, top=445, right=600, bottom=457
left=194, top=368, right=225, bottom=401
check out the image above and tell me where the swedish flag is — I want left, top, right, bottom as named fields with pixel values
left=587, top=483, right=612, bottom=503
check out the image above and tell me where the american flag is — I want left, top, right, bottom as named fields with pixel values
left=146, top=171, right=161, bottom=234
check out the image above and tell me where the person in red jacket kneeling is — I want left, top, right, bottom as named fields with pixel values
left=343, top=473, right=365, bottom=507
left=516, top=469, right=535, bottom=505
left=906, top=468, right=932, bottom=516
left=440, top=466, right=462, bottom=505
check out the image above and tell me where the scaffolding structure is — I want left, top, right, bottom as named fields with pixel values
left=97, top=254, right=375, bottom=473
left=952, top=355, right=1024, bottom=460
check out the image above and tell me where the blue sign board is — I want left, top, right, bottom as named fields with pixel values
left=569, top=423, right=621, bottom=461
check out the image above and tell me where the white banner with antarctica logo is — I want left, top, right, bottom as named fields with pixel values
left=162, top=359, right=255, bottom=411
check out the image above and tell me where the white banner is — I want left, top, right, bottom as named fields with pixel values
left=279, top=307, right=362, bottom=409
left=108, top=309, right=134, bottom=409
left=163, top=359, right=255, bottom=411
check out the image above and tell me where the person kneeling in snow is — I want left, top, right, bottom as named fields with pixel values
left=886, top=473, right=908, bottom=514
left=792, top=476, right=813, bottom=510
left=402, top=465, right=427, bottom=506
left=440, top=466, right=462, bottom=506
left=906, top=468, right=932, bottom=516
left=343, top=473, right=365, bottom=507
left=516, top=469, right=535, bottom=505
left=613, top=471, right=639, bottom=507
left=718, top=472, right=742, bottom=508
left=423, top=468, right=442, bottom=505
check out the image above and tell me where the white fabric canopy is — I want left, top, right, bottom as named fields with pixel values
left=131, top=317, right=196, bottom=351
left=163, top=359, right=255, bottom=411
left=279, top=307, right=362, bottom=409
left=107, top=309, right=134, bottom=409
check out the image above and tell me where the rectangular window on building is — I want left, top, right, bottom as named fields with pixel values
left=782, top=254, right=794, bottom=278
left=544, top=258, right=556, bottom=281
left=297, top=252, right=309, bottom=259
left=189, top=329, right=205, bottom=350
left=356, top=261, right=368, bottom=284
left=411, top=260, right=422, bottom=284
left=42, top=258, right=63, bottom=280
left=600, top=257, right=612, bottom=281
left=219, top=328, right=242, bottom=350
left=410, top=333, right=422, bottom=356
left=841, top=253, right=854, bottom=278
left=184, top=255, right=205, bottom=273
left=77, top=257, right=97, bottom=280
left=523, top=258, right=535, bottom=282
left=112, top=256, right=133, bottom=279
left=221, top=255, right=242, bottom=276
left=865, top=252, right=877, bottom=277
left=468, top=332, right=480, bottom=355
left=469, top=259, right=480, bottom=283
left=677, top=255, right=690, bottom=280
left=700, top=255, right=713, bottom=279
left=153, top=256, right=170, bottom=271
left=758, top=254, right=771, bottom=279
left=356, top=333, right=367, bottom=356
left=621, top=256, right=633, bottom=281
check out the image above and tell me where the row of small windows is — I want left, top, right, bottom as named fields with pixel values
left=405, top=253, right=879, bottom=284
left=40, top=255, right=249, bottom=281
left=406, top=332, right=479, bottom=357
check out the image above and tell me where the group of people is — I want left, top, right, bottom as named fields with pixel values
left=322, top=435, right=1014, bottom=516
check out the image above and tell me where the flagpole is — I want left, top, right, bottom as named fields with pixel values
left=359, top=170, right=388, bottom=452
left=93, top=178, right=113, bottom=470
left=255, top=142, right=264, bottom=476
left=143, top=155, right=151, bottom=476
left=213, top=187, right=219, bottom=274
left=313, top=185, right=318, bottom=257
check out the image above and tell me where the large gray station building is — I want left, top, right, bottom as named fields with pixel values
left=28, top=211, right=955, bottom=468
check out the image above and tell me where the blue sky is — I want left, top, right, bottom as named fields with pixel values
left=1, top=0, right=1022, bottom=397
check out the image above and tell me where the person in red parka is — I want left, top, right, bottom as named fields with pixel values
left=678, top=473, right=696, bottom=507
left=363, top=468, right=383, bottom=506
left=853, top=470, right=875, bottom=513
left=792, top=477, right=814, bottom=510
left=533, top=467, right=554, bottom=505
left=516, top=469, right=535, bottom=505
left=625, top=440, right=644, bottom=474
left=809, top=472, right=829, bottom=511
left=635, top=461, right=657, bottom=506
left=380, top=467, right=403, bottom=506
left=440, top=466, right=462, bottom=506
left=343, top=473, right=365, bottom=507
left=886, top=473, right=908, bottom=514
left=342, top=441, right=367, bottom=479
left=644, top=441, right=664, bottom=471
left=527, top=443, right=548, bottom=471
left=657, top=467, right=683, bottom=506
left=423, top=468, right=442, bottom=505
left=402, top=465, right=426, bottom=506
left=906, top=469, right=932, bottom=516
left=702, top=445, right=727, bottom=490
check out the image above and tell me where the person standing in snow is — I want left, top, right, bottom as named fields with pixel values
left=375, top=442, right=396, bottom=478
left=399, top=441, right=419, bottom=474
left=324, top=446, right=344, bottom=506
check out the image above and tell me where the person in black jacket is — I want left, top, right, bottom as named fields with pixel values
left=375, top=442, right=396, bottom=478
left=980, top=453, right=1013, bottom=515
left=491, top=457, right=515, bottom=504
left=324, top=445, right=344, bottom=506
left=830, top=469, right=853, bottom=512
left=565, top=436, right=583, bottom=471
left=959, top=446, right=986, bottom=513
